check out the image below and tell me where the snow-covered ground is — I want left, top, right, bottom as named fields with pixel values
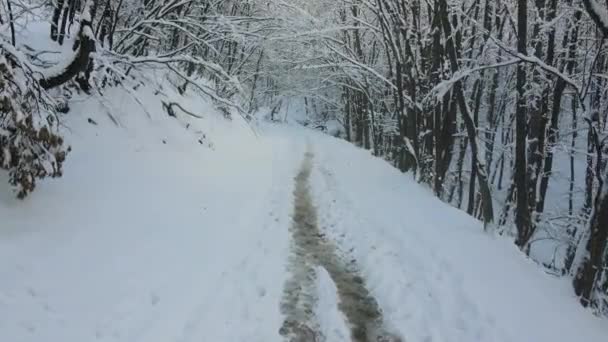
left=0, top=87, right=303, bottom=342
left=306, top=129, right=608, bottom=342
left=1, top=88, right=607, bottom=341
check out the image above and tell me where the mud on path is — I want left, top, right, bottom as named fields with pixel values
left=279, top=149, right=401, bottom=342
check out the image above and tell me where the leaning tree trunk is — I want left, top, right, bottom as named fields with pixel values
left=41, top=0, right=96, bottom=90
left=439, top=0, right=494, bottom=226
left=6, top=0, right=16, bottom=46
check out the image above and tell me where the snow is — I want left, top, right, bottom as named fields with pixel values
left=315, top=266, right=350, bottom=341
left=0, top=86, right=607, bottom=341
left=0, top=85, right=302, bottom=342
left=306, top=129, right=608, bottom=342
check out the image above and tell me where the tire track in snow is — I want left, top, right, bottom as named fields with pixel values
left=280, top=150, right=323, bottom=342
left=280, top=149, right=401, bottom=342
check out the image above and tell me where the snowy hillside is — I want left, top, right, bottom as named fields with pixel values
left=1, top=86, right=607, bottom=341
left=0, top=86, right=299, bottom=341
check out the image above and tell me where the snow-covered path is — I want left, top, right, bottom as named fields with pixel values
left=279, top=147, right=399, bottom=342
left=1, top=116, right=607, bottom=342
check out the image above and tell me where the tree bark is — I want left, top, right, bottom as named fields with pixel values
left=514, top=0, right=532, bottom=248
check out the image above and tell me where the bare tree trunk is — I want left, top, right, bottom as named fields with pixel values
left=439, top=0, right=493, bottom=226
left=514, top=0, right=532, bottom=248
left=51, top=0, right=67, bottom=41
left=6, top=0, right=16, bottom=46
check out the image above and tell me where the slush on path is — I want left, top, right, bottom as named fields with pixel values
left=280, top=148, right=402, bottom=342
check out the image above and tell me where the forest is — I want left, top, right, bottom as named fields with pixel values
left=1, top=0, right=607, bottom=317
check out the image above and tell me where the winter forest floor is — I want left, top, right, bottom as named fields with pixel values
left=0, top=94, right=607, bottom=342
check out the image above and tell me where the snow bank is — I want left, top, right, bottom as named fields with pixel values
left=307, top=129, right=608, bottom=342
left=0, top=84, right=302, bottom=342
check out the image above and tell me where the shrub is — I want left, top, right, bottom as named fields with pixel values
left=0, top=52, right=70, bottom=199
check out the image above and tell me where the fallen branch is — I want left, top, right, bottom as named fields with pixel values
left=162, top=101, right=204, bottom=119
